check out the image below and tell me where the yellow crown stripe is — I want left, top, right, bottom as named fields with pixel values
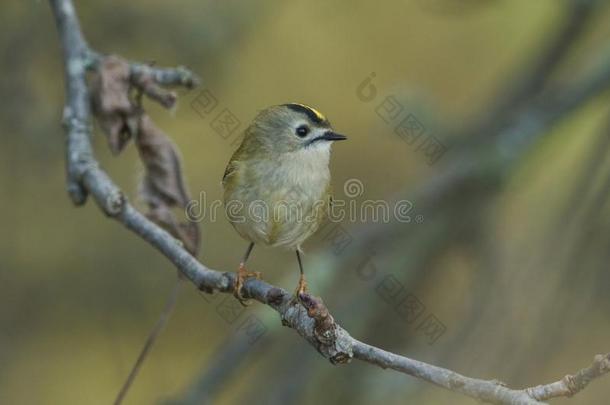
left=292, top=103, right=327, bottom=122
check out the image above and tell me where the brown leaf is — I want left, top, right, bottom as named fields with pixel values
left=145, top=206, right=200, bottom=256
left=90, top=55, right=200, bottom=255
left=90, top=55, right=137, bottom=154
left=136, top=115, right=190, bottom=205
left=136, top=114, right=200, bottom=256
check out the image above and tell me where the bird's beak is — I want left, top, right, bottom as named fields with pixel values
left=320, top=131, right=347, bottom=142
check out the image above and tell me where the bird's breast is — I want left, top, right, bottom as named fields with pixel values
left=224, top=147, right=332, bottom=249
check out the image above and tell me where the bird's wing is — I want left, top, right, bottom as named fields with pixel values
left=222, top=130, right=252, bottom=188
left=222, top=159, right=237, bottom=186
left=222, top=142, right=248, bottom=188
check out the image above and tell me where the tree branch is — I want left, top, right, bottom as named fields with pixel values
left=49, top=0, right=610, bottom=403
left=526, top=354, right=610, bottom=401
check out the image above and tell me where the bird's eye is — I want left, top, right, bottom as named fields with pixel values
left=295, top=125, right=310, bottom=137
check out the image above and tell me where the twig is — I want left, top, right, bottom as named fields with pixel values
left=49, top=0, right=610, bottom=403
left=526, top=354, right=610, bottom=401
left=114, top=280, right=183, bottom=405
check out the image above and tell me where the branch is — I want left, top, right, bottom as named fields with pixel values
left=475, top=0, right=600, bottom=131
left=49, top=0, right=610, bottom=403
left=213, top=5, right=610, bottom=399
left=526, top=354, right=610, bottom=401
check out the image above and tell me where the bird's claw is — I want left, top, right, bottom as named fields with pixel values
left=234, top=263, right=261, bottom=306
left=290, top=274, right=308, bottom=306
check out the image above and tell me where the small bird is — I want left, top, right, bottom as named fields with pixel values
left=222, top=103, right=347, bottom=304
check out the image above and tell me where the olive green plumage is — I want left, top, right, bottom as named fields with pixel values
left=222, top=103, right=346, bottom=250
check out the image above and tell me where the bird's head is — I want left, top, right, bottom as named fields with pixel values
left=244, top=103, right=347, bottom=155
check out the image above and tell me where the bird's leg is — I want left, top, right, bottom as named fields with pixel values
left=295, top=273, right=308, bottom=297
left=234, top=242, right=261, bottom=306
left=291, top=250, right=308, bottom=304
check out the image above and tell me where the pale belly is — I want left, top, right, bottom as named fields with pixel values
left=224, top=143, right=333, bottom=249
left=226, top=179, right=329, bottom=249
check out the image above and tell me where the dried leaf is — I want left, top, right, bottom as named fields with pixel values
left=136, top=114, right=200, bottom=256
left=90, top=55, right=200, bottom=255
left=90, top=55, right=137, bottom=154
left=136, top=115, right=189, bottom=205
left=145, top=206, right=200, bottom=256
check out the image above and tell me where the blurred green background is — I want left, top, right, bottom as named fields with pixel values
left=2, top=0, right=610, bottom=404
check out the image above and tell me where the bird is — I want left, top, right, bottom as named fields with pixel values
left=222, top=103, right=347, bottom=304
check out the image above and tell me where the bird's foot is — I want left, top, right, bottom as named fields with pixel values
left=290, top=274, right=308, bottom=305
left=234, top=263, right=262, bottom=306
